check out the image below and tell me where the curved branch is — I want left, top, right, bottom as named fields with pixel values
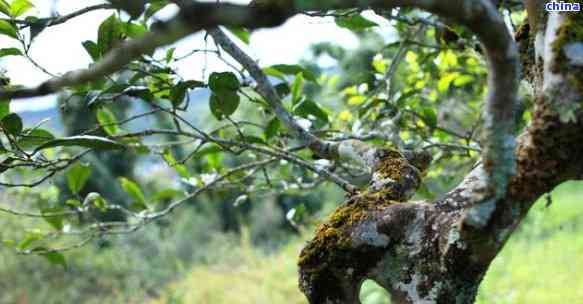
left=0, top=0, right=517, bottom=245
left=207, top=28, right=341, bottom=160
left=0, top=1, right=518, bottom=204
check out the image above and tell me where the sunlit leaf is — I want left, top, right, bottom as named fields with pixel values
left=162, top=149, right=190, bottom=178
left=124, top=22, right=147, bottom=38
left=17, top=231, right=43, bottom=251
left=96, top=108, right=119, bottom=136
left=10, top=0, right=33, bottom=17
left=453, top=75, right=475, bottom=87
left=119, top=177, right=147, bottom=209
left=0, top=20, right=17, bottom=39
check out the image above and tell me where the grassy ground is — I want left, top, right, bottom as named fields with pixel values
left=1, top=182, right=581, bottom=303
left=155, top=182, right=583, bottom=304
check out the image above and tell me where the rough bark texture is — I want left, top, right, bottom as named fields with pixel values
left=298, top=8, right=583, bottom=304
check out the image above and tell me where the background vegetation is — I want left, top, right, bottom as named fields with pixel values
left=2, top=181, right=581, bottom=304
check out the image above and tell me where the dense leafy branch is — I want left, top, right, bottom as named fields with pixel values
left=0, top=0, right=518, bottom=204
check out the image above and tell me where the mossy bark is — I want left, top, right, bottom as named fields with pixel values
left=298, top=10, right=583, bottom=304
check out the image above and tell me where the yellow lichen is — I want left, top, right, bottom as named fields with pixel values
left=298, top=148, right=429, bottom=277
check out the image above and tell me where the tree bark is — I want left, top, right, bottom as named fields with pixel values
left=298, top=9, right=583, bottom=304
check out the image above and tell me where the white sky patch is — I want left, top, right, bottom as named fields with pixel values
left=0, top=1, right=393, bottom=112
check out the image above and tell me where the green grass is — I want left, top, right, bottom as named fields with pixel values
left=2, top=182, right=582, bottom=303
left=477, top=181, right=583, bottom=303
left=156, top=182, right=583, bottom=304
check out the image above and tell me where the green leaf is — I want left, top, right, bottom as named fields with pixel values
left=293, top=99, right=329, bottom=123
left=82, top=40, right=100, bottom=62
left=152, top=188, right=181, bottom=202
left=124, top=22, right=147, bottom=38
left=26, top=16, right=50, bottom=41
left=264, top=117, right=281, bottom=140
left=335, top=14, right=378, bottom=32
left=0, top=100, right=9, bottom=120
left=65, top=199, right=81, bottom=207
left=0, top=0, right=10, bottom=16
left=41, top=207, right=64, bottom=231
left=264, top=64, right=317, bottom=82
left=291, top=72, right=304, bottom=105
left=226, top=26, right=250, bottom=44
left=209, top=91, right=240, bottom=120
left=453, top=75, right=475, bottom=87
left=208, top=72, right=240, bottom=92
left=119, top=177, right=147, bottom=209
left=17, top=231, right=43, bottom=250
left=165, top=48, right=175, bottom=63
left=422, top=108, right=438, bottom=129
left=0, top=47, right=21, bottom=57
left=43, top=251, right=67, bottom=269
left=97, top=14, right=123, bottom=56
left=0, top=20, right=17, bottom=39
left=84, top=193, right=107, bottom=211
left=170, top=80, right=205, bottom=107
left=96, top=108, right=119, bottom=135
left=34, top=135, right=125, bottom=152
left=1, top=113, right=22, bottom=135
left=162, top=149, right=190, bottom=178
left=243, top=135, right=265, bottom=144
left=10, top=0, right=33, bottom=17
left=18, top=128, right=55, bottom=149
left=66, top=162, right=92, bottom=194
left=2, top=239, right=15, bottom=248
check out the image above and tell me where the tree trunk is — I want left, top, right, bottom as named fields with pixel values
left=298, top=9, right=583, bottom=304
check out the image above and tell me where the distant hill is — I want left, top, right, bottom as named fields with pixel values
left=16, top=89, right=211, bottom=136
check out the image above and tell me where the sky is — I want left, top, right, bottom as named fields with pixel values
left=0, top=1, right=393, bottom=113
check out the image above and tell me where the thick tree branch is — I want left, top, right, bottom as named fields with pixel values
left=298, top=7, right=583, bottom=304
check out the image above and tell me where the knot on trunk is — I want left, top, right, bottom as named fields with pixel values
left=298, top=148, right=432, bottom=303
